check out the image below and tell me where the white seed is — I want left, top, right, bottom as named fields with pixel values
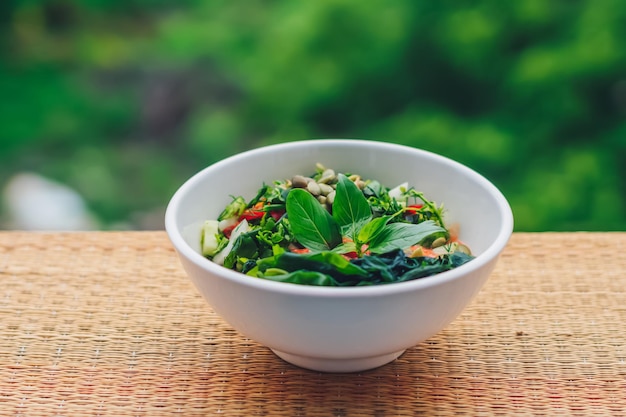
left=318, top=183, right=333, bottom=196
left=431, top=237, right=447, bottom=248
left=455, top=243, right=472, bottom=255
left=326, top=190, right=336, bottom=205
left=318, top=169, right=337, bottom=184
left=307, top=181, right=321, bottom=196
left=292, top=175, right=309, bottom=188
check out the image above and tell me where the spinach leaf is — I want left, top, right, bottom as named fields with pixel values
left=367, top=220, right=444, bottom=254
left=349, top=253, right=399, bottom=283
left=286, top=188, right=342, bottom=251
left=259, top=270, right=339, bottom=286
left=396, top=252, right=474, bottom=282
left=253, top=248, right=474, bottom=287
left=256, top=251, right=368, bottom=281
left=352, top=249, right=474, bottom=284
left=332, top=174, right=372, bottom=237
left=298, top=251, right=369, bottom=277
left=224, top=233, right=258, bottom=268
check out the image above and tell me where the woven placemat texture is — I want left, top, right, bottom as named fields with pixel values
left=1, top=231, right=625, bottom=416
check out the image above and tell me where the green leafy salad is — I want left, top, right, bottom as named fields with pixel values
left=201, top=164, right=474, bottom=286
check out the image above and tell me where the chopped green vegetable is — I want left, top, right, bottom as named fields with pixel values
left=201, top=220, right=220, bottom=257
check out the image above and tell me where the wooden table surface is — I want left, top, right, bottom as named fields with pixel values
left=1, top=231, right=625, bottom=416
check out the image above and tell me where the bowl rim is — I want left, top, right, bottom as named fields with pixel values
left=165, top=139, right=514, bottom=298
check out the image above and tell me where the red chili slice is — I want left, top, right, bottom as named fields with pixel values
left=405, top=204, right=424, bottom=214
left=239, top=209, right=265, bottom=221
left=291, top=248, right=311, bottom=254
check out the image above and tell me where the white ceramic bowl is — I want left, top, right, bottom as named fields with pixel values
left=165, top=139, right=513, bottom=372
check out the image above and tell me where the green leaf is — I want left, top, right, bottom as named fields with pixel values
left=302, top=251, right=369, bottom=276
left=332, top=174, right=372, bottom=237
left=396, top=253, right=474, bottom=282
left=286, top=188, right=342, bottom=251
left=257, top=251, right=368, bottom=278
left=357, top=216, right=390, bottom=243
left=351, top=249, right=474, bottom=285
left=368, top=220, right=444, bottom=254
left=259, top=270, right=339, bottom=286
left=331, top=241, right=357, bottom=254
left=224, top=233, right=258, bottom=268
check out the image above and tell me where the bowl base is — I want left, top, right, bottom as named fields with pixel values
left=271, top=349, right=406, bottom=373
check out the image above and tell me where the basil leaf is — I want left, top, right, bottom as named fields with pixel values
left=332, top=174, right=372, bottom=237
left=357, top=216, right=390, bottom=243
left=368, top=220, right=444, bottom=254
left=331, top=241, right=357, bottom=254
left=286, top=188, right=342, bottom=251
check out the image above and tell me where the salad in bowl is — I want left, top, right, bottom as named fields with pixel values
left=201, top=164, right=473, bottom=286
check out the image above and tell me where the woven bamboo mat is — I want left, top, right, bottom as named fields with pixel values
left=0, top=231, right=625, bottom=416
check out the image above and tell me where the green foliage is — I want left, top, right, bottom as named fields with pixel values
left=285, top=188, right=342, bottom=252
left=1, top=0, right=625, bottom=230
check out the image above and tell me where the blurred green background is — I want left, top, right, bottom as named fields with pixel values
left=1, top=0, right=625, bottom=231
